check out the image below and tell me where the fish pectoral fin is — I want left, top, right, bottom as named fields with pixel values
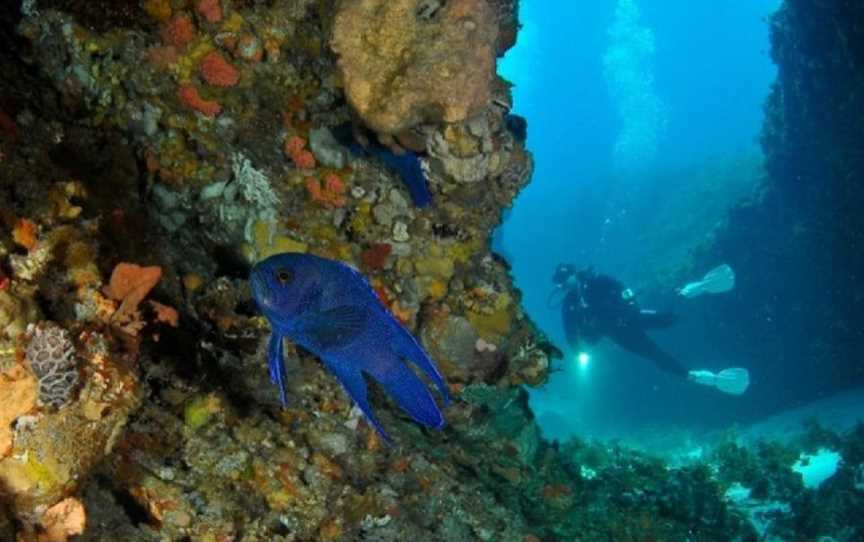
left=366, top=354, right=445, bottom=431
left=294, top=305, right=369, bottom=350
left=267, top=333, right=289, bottom=407
left=324, top=361, right=391, bottom=443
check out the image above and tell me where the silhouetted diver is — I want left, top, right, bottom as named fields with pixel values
left=551, top=264, right=749, bottom=394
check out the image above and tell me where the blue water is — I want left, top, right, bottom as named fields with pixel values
left=497, top=0, right=780, bottom=441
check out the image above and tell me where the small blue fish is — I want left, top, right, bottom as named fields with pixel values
left=348, top=142, right=433, bottom=208
left=250, top=252, right=449, bottom=442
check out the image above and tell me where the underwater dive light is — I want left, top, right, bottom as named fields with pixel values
left=577, top=352, right=590, bottom=368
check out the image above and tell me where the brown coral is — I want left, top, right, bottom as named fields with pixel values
left=38, top=497, right=86, bottom=542
left=13, top=218, right=39, bottom=251
left=0, top=289, right=41, bottom=340
left=361, top=243, right=393, bottom=270
left=0, top=339, right=139, bottom=523
left=149, top=300, right=179, bottom=327
left=331, top=0, right=498, bottom=135
left=105, top=263, right=162, bottom=309
left=0, top=366, right=37, bottom=457
left=104, top=263, right=162, bottom=335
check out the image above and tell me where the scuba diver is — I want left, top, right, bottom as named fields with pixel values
left=551, top=264, right=749, bottom=395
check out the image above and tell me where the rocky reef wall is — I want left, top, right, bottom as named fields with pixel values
left=0, top=0, right=794, bottom=540
left=685, top=0, right=864, bottom=407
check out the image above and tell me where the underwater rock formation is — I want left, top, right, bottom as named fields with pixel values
left=331, top=0, right=498, bottom=135
left=682, top=0, right=864, bottom=409
left=0, top=220, right=156, bottom=536
left=0, top=0, right=555, bottom=537
left=488, top=0, right=521, bottom=56
left=2, top=0, right=859, bottom=539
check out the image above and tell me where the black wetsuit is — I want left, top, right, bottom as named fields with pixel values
left=562, top=273, right=687, bottom=377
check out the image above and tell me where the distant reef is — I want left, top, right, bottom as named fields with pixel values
left=686, top=0, right=864, bottom=408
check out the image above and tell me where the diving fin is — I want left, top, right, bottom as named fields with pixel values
left=679, top=264, right=736, bottom=298
left=716, top=368, right=750, bottom=395
left=688, top=367, right=750, bottom=395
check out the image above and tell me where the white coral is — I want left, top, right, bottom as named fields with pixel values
left=232, top=152, right=280, bottom=211
left=228, top=152, right=281, bottom=247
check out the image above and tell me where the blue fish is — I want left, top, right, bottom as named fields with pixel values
left=250, top=252, right=449, bottom=442
left=348, top=142, right=433, bottom=208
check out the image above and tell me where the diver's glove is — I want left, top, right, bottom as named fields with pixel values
left=679, top=264, right=735, bottom=298
left=688, top=368, right=750, bottom=395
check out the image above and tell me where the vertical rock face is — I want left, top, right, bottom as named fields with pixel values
left=331, top=0, right=498, bottom=135
left=0, top=0, right=807, bottom=539
left=687, top=0, right=864, bottom=406
left=487, top=0, right=520, bottom=56
left=0, top=0, right=558, bottom=538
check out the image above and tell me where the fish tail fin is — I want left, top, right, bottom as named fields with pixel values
left=392, top=331, right=451, bottom=405
left=367, top=353, right=446, bottom=430
left=324, top=360, right=392, bottom=443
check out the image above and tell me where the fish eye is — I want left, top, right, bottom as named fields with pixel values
left=275, top=269, right=293, bottom=285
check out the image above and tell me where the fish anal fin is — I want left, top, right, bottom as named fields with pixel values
left=392, top=330, right=450, bottom=405
left=365, top=353, right=445, bottom=430
left=324, top=360, right=392, bottom=443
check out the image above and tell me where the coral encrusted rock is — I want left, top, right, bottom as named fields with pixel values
left=25, top=323, right=79, bottom=409
left=331, top=0, right=498, bottom=135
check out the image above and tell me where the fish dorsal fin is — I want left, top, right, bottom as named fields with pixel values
left=294, top=305, right=369, bottom=350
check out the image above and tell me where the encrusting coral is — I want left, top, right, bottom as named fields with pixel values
left=0, top=181, right=174, bottom=538
left=38, top=498, right=86, bottom=542
left=0, top=0, right=855, bottom=540
left=331, top=0, right=499, bottom=135
left=0, top=0, right=561, bottom=536
left=0, top=367, right=37, bottom=458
